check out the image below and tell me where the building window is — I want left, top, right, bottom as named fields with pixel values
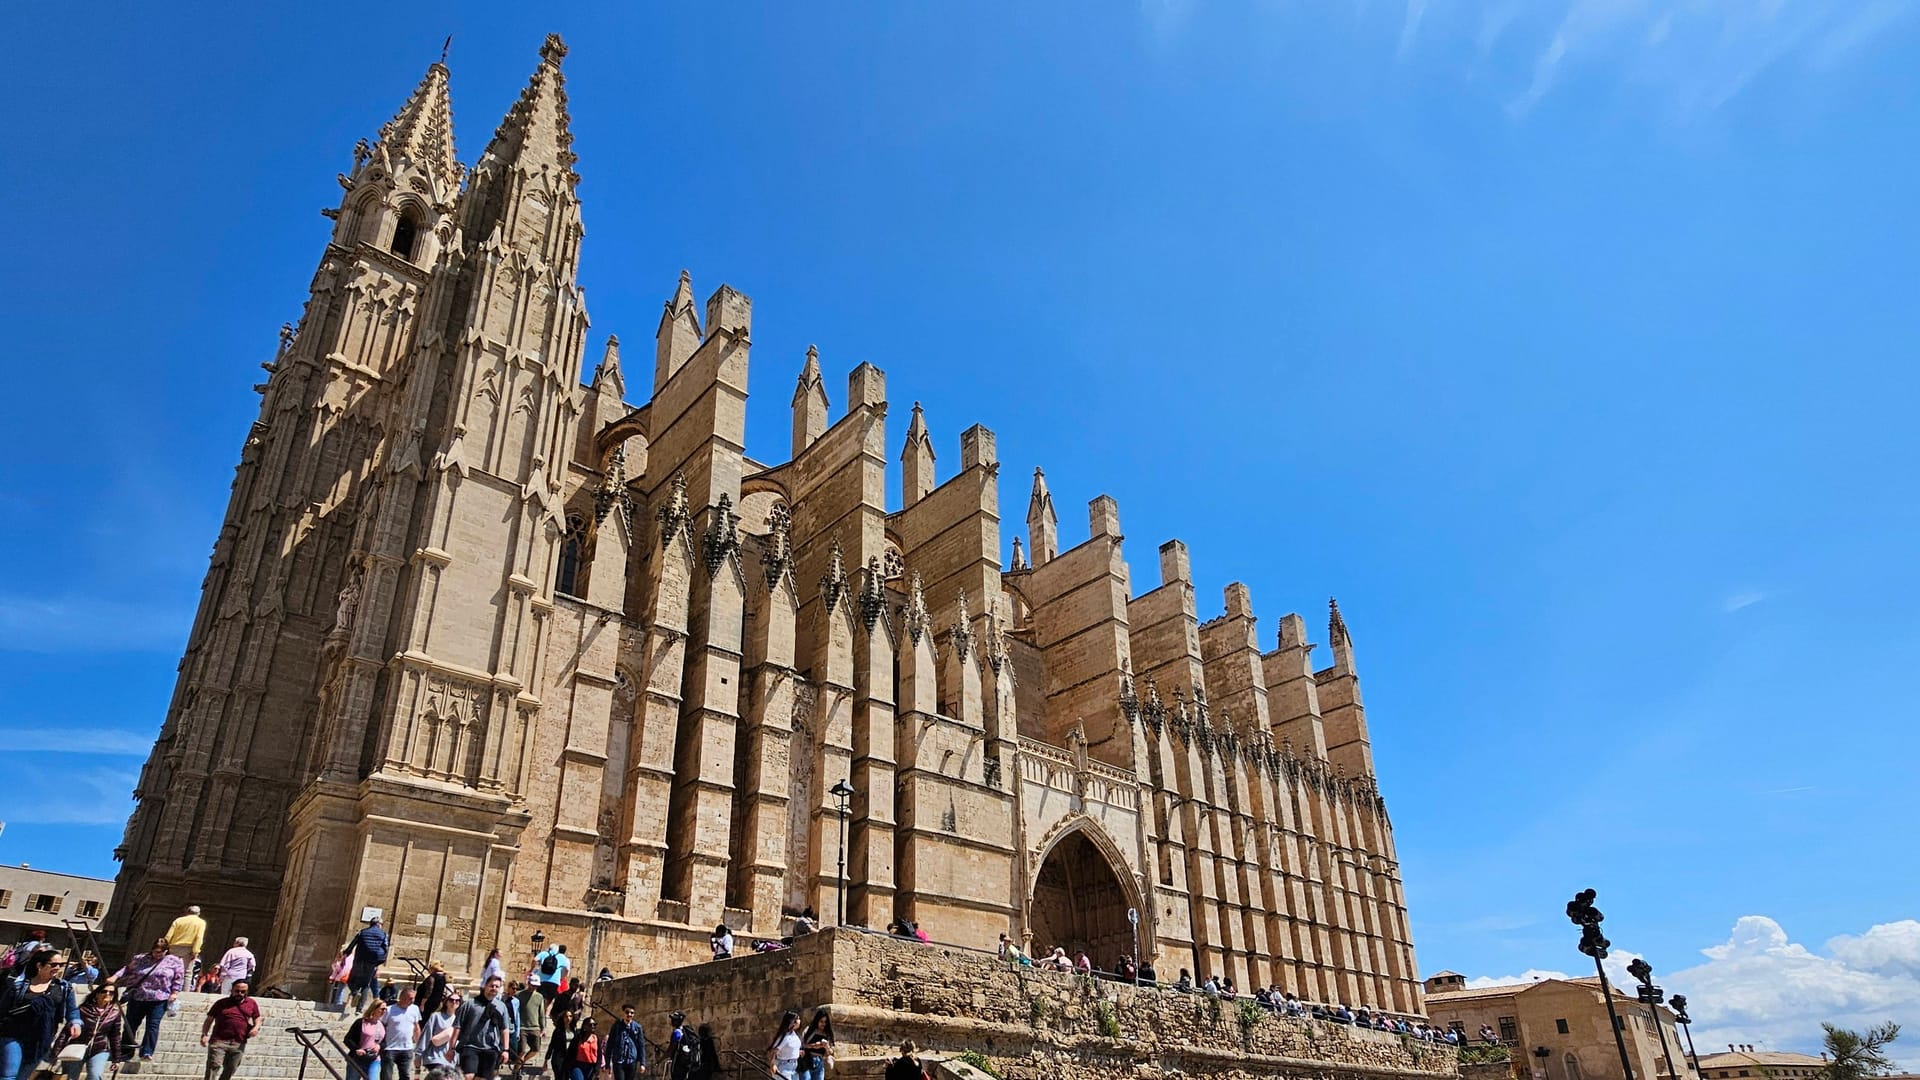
left=1566, top=1055, right=1584, bottom=1080
left=26, top=894, right=60, bottom=914
left=1557, top=1019, right=1570, bottom=1035
left=1499, top=1017, right=1518, bottom=1042
left=1739, top=1072, right=1749, bottom=1077
left=391, top=212, right=420, bottom=260
left=1615, top=1016, right=1626, bottom=1032
left=0, top=890, right=11, bottom=908
left=556, top=515, right=585, bottom=596
left=76, top=900, right=103, bottom=920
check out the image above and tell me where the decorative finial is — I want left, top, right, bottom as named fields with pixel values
left=440, top=35, right=453, bottom=65
left=540, top=33, right=569, bottom=66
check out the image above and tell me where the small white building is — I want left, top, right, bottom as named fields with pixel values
left=0, top=864, right=114, bottom=954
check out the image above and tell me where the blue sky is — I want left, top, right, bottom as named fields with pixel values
left=2, top=0, right=1916, bottom=1059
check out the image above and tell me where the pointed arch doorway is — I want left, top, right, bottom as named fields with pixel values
left=1028, top=826, right=1140, bottom=966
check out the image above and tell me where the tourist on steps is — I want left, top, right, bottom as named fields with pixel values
left=665, top=1012, right=692, bottom=1080
left=605, top=1005, right=646, bottom=1080
left=348, top=916, right=391, bottom=1011
left=164, top=905, right=208, bottom=976
left=512, top=983, right=545, bottom=1072
left=883, top=1040, right=928, bottom=1080
left=1, top=948, right=81, bottom=1080
left=765, top=1011, right=802, bottom=1080
left=534, top=945, right=569, bottom=1002
left=453, top=976, right=513, bottom=1080
left=381, top=987, right=423, bottom=1080
left=199, top=977, right=261, bottom=1080
left=421, top=994, right=459, bottom=1074
left=345, top=1000, right=389, bottom=1080
left=107, top=938, right=182, bottom=1062
left=58, top=983, right=123, bottom=1080
left=796, top=1008, right=834, bottom=1080
left=416, top=961, right=451, bottom=1017
left=565, top=1016, right=598, bottom=1080
left=480, top=950, right=504, bottom=987
left=212, top=938, right=254, bottom=997
left=709, top=924, right=733, bottom=961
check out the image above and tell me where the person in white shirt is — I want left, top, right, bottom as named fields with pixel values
left=382, top=988, right=424, bottom=1080
left=766, top=1010, right=802, bottom=1080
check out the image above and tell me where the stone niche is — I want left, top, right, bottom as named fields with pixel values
left=599, top=929, right=1458, bottom=1080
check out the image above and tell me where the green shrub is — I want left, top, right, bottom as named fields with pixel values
left=957, top=1050, right=1004, bottom=1079
left=1238, top=1000, right=1266, bottom=1031
left=1097, top=1000, right=1123, bottom=1039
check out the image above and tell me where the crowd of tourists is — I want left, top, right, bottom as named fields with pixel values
left=1, top=899, right=1477, bottom=1080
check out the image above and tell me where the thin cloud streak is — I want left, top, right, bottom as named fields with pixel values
left=0, top=594, right=190, bottom=653
left=0, top=728, right=156, bottom=756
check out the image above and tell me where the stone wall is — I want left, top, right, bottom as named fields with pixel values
left=600, top=929, right=1458, bottom=1080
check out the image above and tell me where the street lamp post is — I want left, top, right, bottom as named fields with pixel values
left=829, top=779, right=856, bottom=927
left=1628, top=958, right=1683, bottom=1080
left=1567, top=889, right=1636, bottom=1080
left=1669, top=995, right=1701, bottom=1075
left=1127, top=907, right=1140, bottom=986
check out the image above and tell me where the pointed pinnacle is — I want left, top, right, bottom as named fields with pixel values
left=671, top=269, right=694, bottom=311
left=376, top=60, right=460, bottom=192
left=480, top=35, right=577, bottom=181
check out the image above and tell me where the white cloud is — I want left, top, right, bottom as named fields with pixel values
left=0, top=594, right=188, bottom=653
left=1468, top=967, right=1572, bottom=988
left=1671, top=916, right=1920, bottom=1066
left=1505, top=0, right=1920, bottom=116
left=0, top=766, right=139, bottom=825
left=0, top=728, right=155, bottom=756
left=1723, top=590, right=1767, bottom=613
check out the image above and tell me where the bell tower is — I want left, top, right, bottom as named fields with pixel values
left=266, top=35, right=592, bottom=989
left=105, top=58, right=463, bottom=964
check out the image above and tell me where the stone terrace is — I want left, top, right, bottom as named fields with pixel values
left=601, top=929, right=1460, bottom=1080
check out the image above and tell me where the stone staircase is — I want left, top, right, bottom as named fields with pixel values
left=119, top=992, right=353, bottom=1080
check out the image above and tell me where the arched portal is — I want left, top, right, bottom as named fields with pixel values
left=1028, top=828, right=1138, bottom=966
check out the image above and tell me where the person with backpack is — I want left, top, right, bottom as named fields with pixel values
left=415, top=961, right=449, bottom=1018
left=605, top=1005, right=645, bottom=1080
left=1, top=947, right=81, bottom=1080
left=665, top=1013, right=695, bottom=1080
left=452, top=976, right=512, bottom=1080
left=344, top=1000, right=388, bottom=1080
left=533, top=946, right=568, bottom=1002
left=348, top=917, right=390, bottom=1011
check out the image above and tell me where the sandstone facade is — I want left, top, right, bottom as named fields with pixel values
left=106, top=37, right=1422, bottom=1015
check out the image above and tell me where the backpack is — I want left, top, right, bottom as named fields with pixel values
left=674, top=1032, right=701, bottom=1079
left=539, top=953, right=559, bottom=977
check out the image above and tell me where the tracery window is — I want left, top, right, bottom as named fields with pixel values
left=556, top=514, right=586, bottom=596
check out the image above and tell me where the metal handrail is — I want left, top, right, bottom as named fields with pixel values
left=392, top=955, right=430, bottom=982
left=724, top=1047, right=787, bottom=1080
left=288, top=1026, right=352, bottom=1080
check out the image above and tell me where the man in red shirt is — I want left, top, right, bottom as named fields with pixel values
left=200, top=977, right=262, bottom=1080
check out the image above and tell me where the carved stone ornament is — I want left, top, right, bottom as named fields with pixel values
left=857, top=556, right=888, bottom=632
left=820, top=538, right=847, bottom=615
left=762, top=502, right=792, bottom=587
left=701, top=493, right=741, bottom=577
left=901, top=570, right=932, bottom=645
left=656, top=473, right=690, bottom=550
left=948, top=589, right=974, bottom=662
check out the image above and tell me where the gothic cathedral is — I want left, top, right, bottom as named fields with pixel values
left=107, top=36, right=1423, bottom=1014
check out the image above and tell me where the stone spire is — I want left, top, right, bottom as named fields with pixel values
left=792, top=345, right=829, bottom=457
left=656, top=270, right=701, bottom=392
left=591, top=335, right=624, bottom=398
left=476, top=34, right=577, bottom=187
left=1027, top=467, right=1059, bottom=566
left=374, top=59, right=460, bottom=193
left=1329, top=597, right=1354, bottom=674
left=902, top=401, right=935, bottom=509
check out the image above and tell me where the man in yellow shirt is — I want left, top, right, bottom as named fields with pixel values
left=165, top=904, right=207, bottom=971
